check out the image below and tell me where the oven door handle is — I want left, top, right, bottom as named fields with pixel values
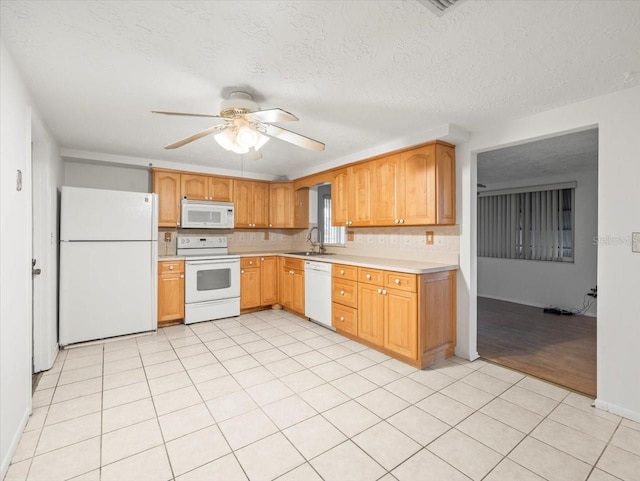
left=186, top=259, right=240, bottom=266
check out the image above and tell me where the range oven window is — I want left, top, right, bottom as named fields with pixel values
left=196, top=268, right=231, bottom=291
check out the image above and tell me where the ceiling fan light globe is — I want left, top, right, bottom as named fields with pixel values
left=236, top=126, right=258, bottom=149
left=214, top=129, right=236, bottom=151
left=231, top=143, right=250, bottom=154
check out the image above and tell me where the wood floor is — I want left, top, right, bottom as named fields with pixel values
left=477, top=297, right=596, bottom=396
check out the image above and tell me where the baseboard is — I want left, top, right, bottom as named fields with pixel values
left=46, top=342, right=59, bottom=370
left=454, top=347, right=479, bottom=362
left=478, top=294, right=597, bottom=317
left=0, top=408, right=30, bottom=480
left=594, top=399, right=640, bottom=423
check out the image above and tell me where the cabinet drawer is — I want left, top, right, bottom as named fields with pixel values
left=241, top=257, right=260, bottom=268
left=332, top=279, right=357, bottom=308
left=283, top=257, right=305, bottom=270
left=332, top=264, right=358, bottom=281
left=358, top=267, right=384, bottom=285
left=384, top=272, right=417, bottom=292
left=332, top=303, right=357, bottom=335
left=159, top=261, right=184, bottom=275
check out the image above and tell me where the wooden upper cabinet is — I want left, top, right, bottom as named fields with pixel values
left=181, top=174, right=209, bottom=200
left=234, top=180, right=269, bottom=228
left=152, top=170, right=181, bottom=228
left=349, top=162, right=374, bottom=226
left=372, top=154, right=402, bottom=225
left=269, top=183, right=293, bottom=228
left=294, top=188, right=309, bottom=228
left=209, top=176, right=233, bottom=202
left=400, top=145, right=437, bottom=225
left=436, top=143, right=456, bottom=225
left=332, top=168, right=349, bottom=226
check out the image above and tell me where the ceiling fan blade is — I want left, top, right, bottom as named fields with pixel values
left=247, top=108, right=299, bottom=123
left=164, top=124, right=228, bottom=149
left=263, top=124, right=325, bottom=152
left=152, top=110, right=223, bottom=119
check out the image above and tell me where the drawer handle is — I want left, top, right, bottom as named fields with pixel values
left=366, top=274, right=371, bottom=280
left=377, top=288, right=382, bottom=294
left=395, top=278, right=400, bottom=284
left=340, top=316, right=345, bottom=322
left=340, top=290, right=345, bottom=295
left=169, top=265, right=174, bottom=270
left=340, top=270, right=345, bottom=275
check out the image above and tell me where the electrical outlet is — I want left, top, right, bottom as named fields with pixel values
left=425, top=231, right=434, bottom=245
left=264, top=231, right=270, bottom=241
left=163, top=232, right=172, bottom=243
left=347, top=231, right=355, bottom=242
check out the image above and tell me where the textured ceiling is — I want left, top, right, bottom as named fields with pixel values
left=1, top=1, right=639, bottom=178
left=477, top=128, right=598, bottom=185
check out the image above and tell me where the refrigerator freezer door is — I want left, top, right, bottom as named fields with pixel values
left=59, top=241, right=157, bottom=345
left=61, top=186, right=157, bottom=241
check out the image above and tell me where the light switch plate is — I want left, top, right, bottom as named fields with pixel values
left=633, top=232, right=640, bottom=253
left=347, top=231, right=355, bottom=242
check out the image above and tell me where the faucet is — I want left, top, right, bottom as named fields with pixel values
left=306, top=226, right=326, bottom=254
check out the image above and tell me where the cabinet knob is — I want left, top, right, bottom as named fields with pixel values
left=249, top=261, right=253, bottom=265
left=340, top=316, right=345, bottom=322
left=400, top=219, right=405, bottom=224
left=395, top=278, right=400, bottom=284
left=241, top=269, right=245, bottom=274
left=340, top=290, right=345, bottom=295
left=290, top=270, right=294, bottom=274
left=180, top=274, right=184, bottom=279
left=366, top=274, right=371, bottom=280
left=176, top=222, right=179, bottom=226
left=377, top=288, right=382, bottom=294
left=382, top=289, right=387, bottom=295
left=269, top=224, right=272, bottom=227
left=261, top=258, right=264, bottom=261
left=340, top=270, right=345, bottom=275
left=394, top=219, right=399, bottom=224
left=169, top=265, right=174, bottom=270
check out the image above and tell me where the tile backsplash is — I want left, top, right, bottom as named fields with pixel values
left=159, top=225, right=459, bottom=265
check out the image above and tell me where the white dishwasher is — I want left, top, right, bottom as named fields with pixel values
left=304, top=260, right=333, bottom=329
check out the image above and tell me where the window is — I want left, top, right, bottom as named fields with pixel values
left=322, top=195, right=345, bottom=245
left=478, top=182, right=575, bottom=262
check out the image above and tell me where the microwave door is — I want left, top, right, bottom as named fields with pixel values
left=183, top=204, right=224, bottom=228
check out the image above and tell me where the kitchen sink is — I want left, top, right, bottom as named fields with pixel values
left=285, top=251, right=336, bottom=256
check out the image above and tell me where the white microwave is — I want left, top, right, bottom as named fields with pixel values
left=181, top=200, right=234, bottom=229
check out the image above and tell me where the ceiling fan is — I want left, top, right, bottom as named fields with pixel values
left=153, top=91, right=325, bottom=158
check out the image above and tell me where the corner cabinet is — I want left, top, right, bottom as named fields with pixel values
left=269, top=183, right=309, bottom=228
left=279, top=257, right=305, bottom=315
left=240, top=256, right=278, bottom=310
left=158, top=260, right=185, bottom=327
left=152, top=170, right=182, bottom=228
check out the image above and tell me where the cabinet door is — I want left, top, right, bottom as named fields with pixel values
left=436, top=143, right=456, bottom=225
left=253, top=182, right=270, bottom=228
left=152, top=171, right=181, bottom=228
left=372, top=154, right=402, bottom=226
left=349, top=162, right=374, bottom=226
left=384, top=288, right=418, bottom=359
left=233, top=180, right=253, bottom=227
left=260, top=256, right=278, bottom=305
left=401, top=145, right=437, bottom=225
left=293, top=188, right=309, bottom=228
left=269, top=183, right=293, bottom=228
left=181, top=174, right=209, bottom=200
left=209, top=176, right=233, bottom=202
left=332, top=169, right=349, bottom=226
left=357, top=284, right=384, bottom=346
left=158, top=273, right=184, bottom=323
left=292, top=269, right=305, bottom=315
left=240, top=267, right=261, bottom=309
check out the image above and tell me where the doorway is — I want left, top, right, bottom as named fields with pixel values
left=475, top=129, right=598, bottom=396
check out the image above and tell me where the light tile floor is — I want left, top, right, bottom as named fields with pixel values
left=6, top=310, right=640, bottom=481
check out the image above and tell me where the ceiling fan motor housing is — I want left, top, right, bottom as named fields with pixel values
left=219, top=91, right=259, bottom=118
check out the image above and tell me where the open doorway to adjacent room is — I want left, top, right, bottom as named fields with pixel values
left=476, top=128, right=598, bottom=396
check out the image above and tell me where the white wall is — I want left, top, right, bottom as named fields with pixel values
left=1, top=40, right=34, bottom=478
left=456, top=86, right=640, bottom=421
left=64, top=160, right=150, bottom=193
left=478, top=169, right=598, bottom=316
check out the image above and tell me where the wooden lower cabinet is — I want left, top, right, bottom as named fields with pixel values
left=158, top=260, right=184, bottom=327
left=240, top=257, right=278, bottom=310
left=279, top=257, right=305, bottom=315
left=357, top=283, right=384, bottom=346
left=384, top=288, right=418, bottom=359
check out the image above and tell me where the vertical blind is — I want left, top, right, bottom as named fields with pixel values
left=323, top=196, right=346, bottom=245
left=478, top=183, right=575, bottom=262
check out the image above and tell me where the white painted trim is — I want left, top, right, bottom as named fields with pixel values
left=478, top=181, right=577, bottom=197
left=0, top=408, right=30, bottom=480
left=594, top=399, right=640, bottom=423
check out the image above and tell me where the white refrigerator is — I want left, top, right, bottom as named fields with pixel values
left=59, top=186, right=158, bottom=346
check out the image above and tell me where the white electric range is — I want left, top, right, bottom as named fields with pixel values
left=177, top=235, right=240, bottom=324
